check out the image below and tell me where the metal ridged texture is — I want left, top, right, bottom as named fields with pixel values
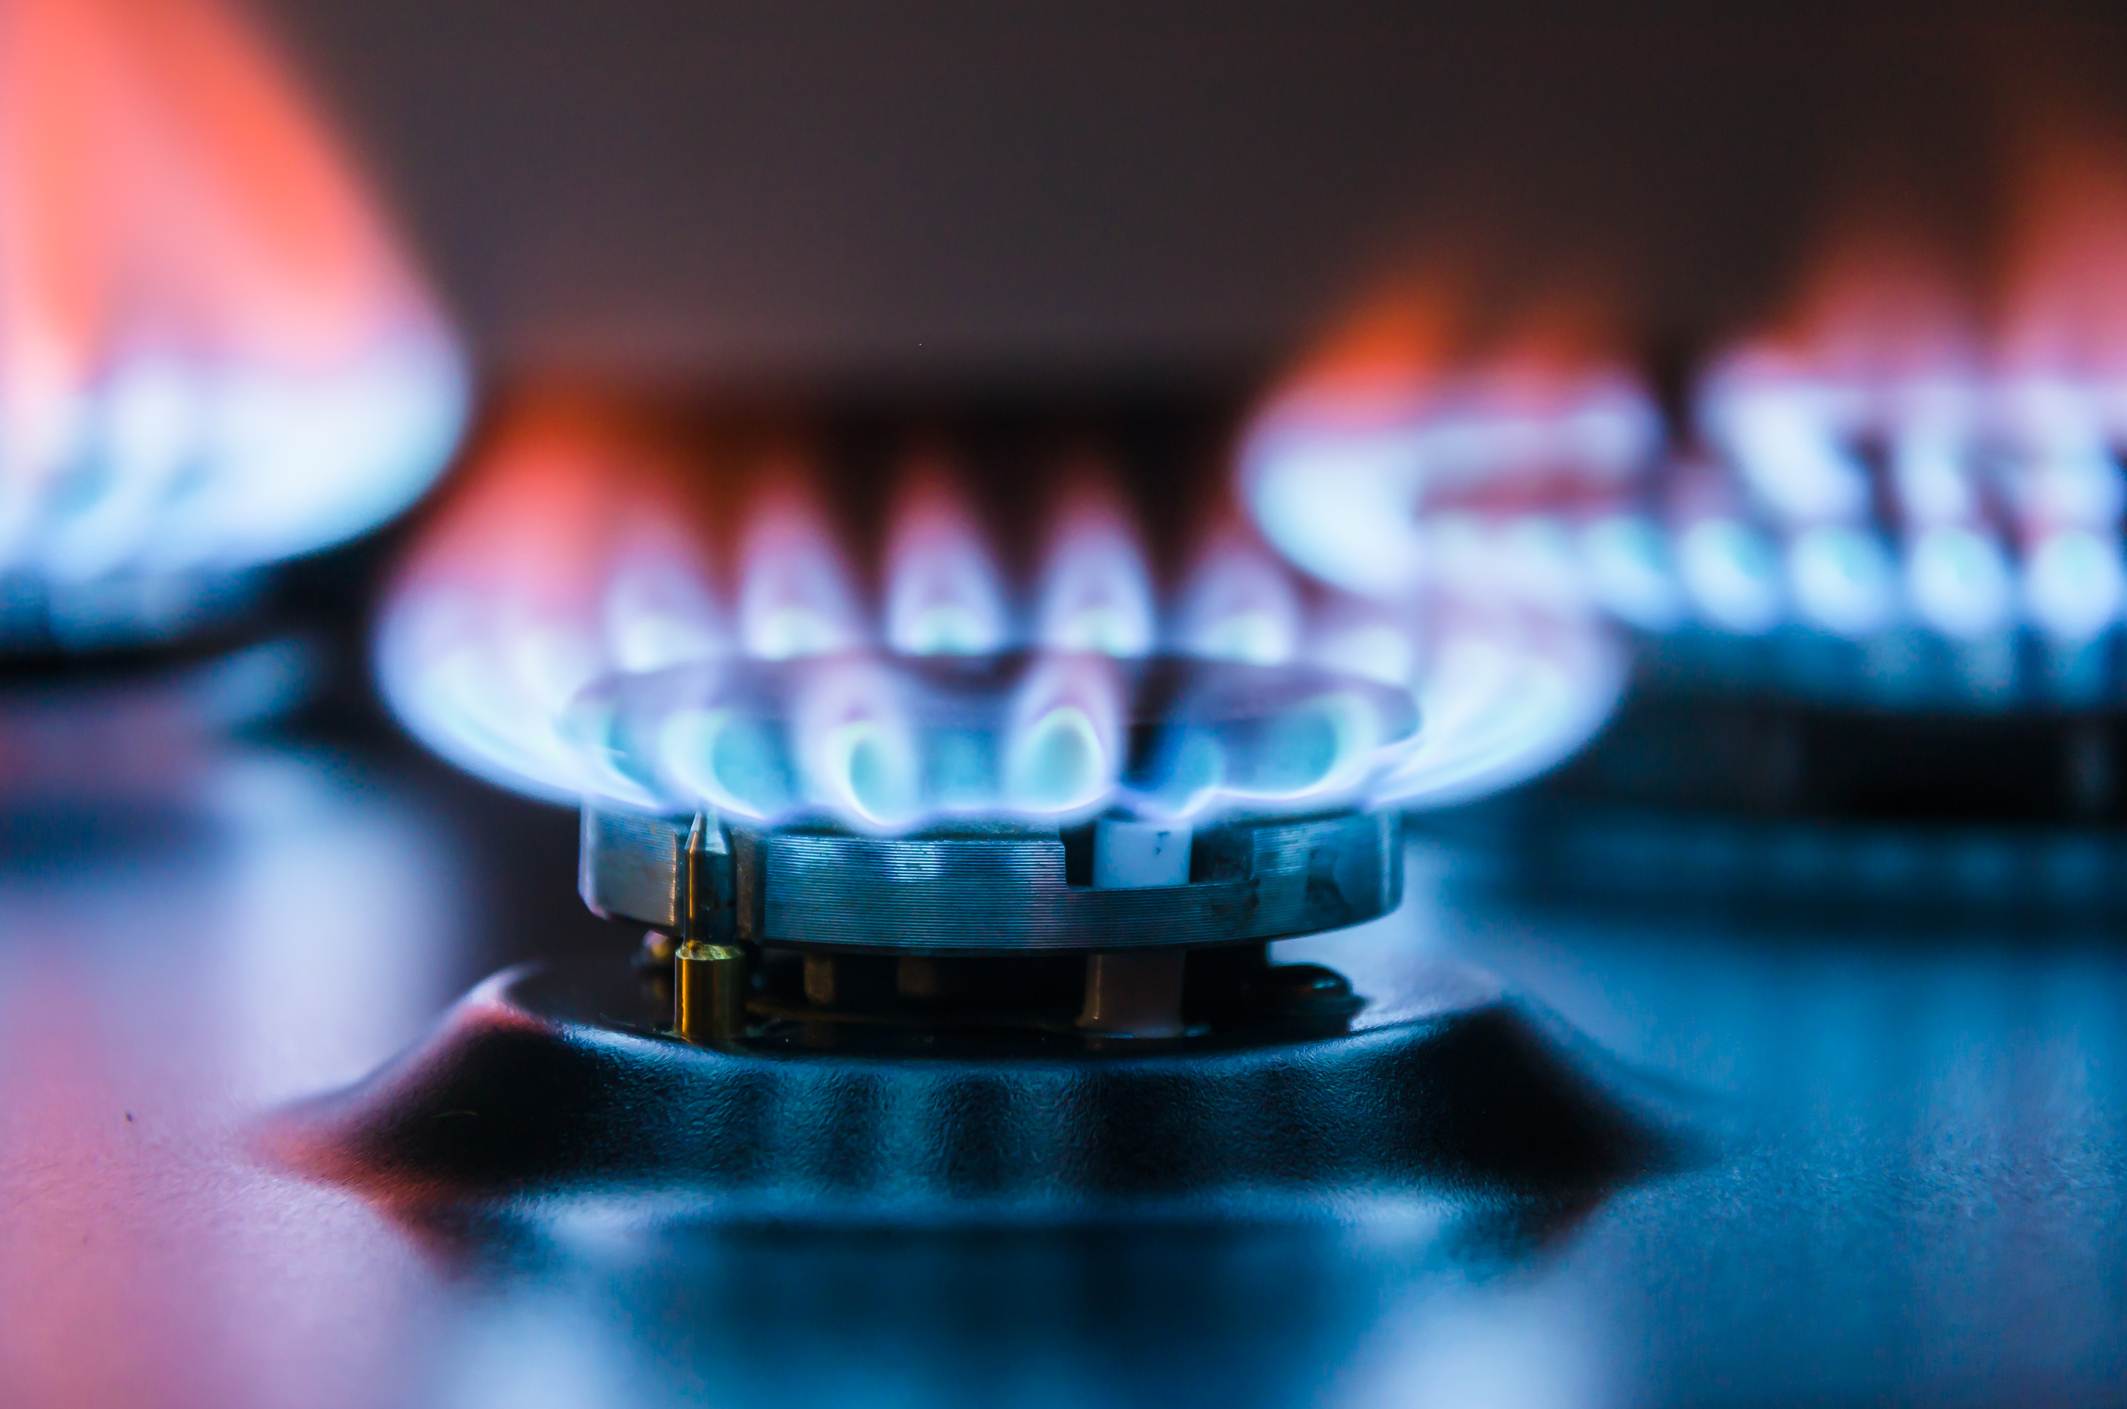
left=581, top=806, right=1402, bottom=952
left=579, top=807, right=687, bottom=931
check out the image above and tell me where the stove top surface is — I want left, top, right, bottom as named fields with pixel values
left=2, top=700, right=2121, bottom=1409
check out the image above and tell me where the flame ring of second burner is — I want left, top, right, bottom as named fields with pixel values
left=581, top=805, right=1402, bottom=953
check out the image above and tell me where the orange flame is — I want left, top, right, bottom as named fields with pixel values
left=380, top=399, right=1476, bottom=818
left=1683, top=121, right=2127, bottom=644
left=1240, top=278, right=1657, bottom=602
left=0, top=0, right=463, bottom=597
left=1999, top=130, right=2127, bottom=377
left=0, top=0, right=422, bottom=374
left=1265, top=276, right=1470, bottom=426
left=375, top=398, right=714, bottom=801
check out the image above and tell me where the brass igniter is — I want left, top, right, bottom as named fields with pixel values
left=674, top=941, right=747, bottom=1045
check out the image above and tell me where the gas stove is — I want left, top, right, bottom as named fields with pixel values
left=8, top=0, right=2127, bottom=1405
left=272, top=393, right=1667, bottom=1225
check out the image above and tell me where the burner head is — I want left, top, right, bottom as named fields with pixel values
left=573, top=654, right=1416, bottom=1042
left=582, top=805, right=1402, bottom=954
left=575, top=652, right=1413, bottom=956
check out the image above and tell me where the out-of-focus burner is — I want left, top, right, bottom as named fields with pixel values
left=0, top=0, right=466, bottom=656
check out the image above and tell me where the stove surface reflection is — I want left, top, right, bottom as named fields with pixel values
left=2, top=708, right=2123, bottom=1407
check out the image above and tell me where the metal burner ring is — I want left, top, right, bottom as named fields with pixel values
left=581, top=805, right=1402, bottom=953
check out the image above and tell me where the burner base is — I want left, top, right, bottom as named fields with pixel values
left=265, top=937, right=1703, bottom=1224
left=642, top=935, right=1363, bottom=1050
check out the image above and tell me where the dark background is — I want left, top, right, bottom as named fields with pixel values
left=257, top=0, right=2127, bottom=388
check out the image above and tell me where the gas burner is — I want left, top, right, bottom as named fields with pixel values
left=279, top=647, right=1689, bottom=1217
left=572, top=652, right=1414, bottom=1043
left=270, top=940, right=1694, bottom=1222
left=584, top=804, right=1399, bottom=1044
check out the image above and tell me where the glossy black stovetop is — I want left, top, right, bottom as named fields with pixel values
left=3, top=663, right=2121, bottom=1409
